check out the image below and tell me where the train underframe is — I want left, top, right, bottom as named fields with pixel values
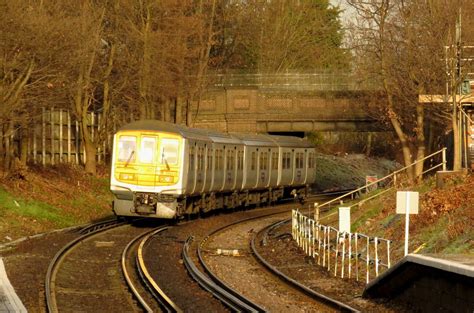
left=112, top=185, right=309, bottom=219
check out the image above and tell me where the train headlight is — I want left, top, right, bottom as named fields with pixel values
left=159, top=175, right=173, bottom=183
left=120, top=173, right=136, bottom=180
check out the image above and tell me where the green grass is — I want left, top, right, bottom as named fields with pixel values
left=0, top=188, right=75, bottom=227
left=418, top=215, right=451, bottom=253
left=351, top=201, right=383, bottom=231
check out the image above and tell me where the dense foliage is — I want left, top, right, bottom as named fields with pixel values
left=0, top=0, right=348, bottom=174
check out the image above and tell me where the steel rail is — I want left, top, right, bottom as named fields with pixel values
left=197, top=210, right=293, bottom=312
left=77, top=218, right=121, bottom=235
left=121, top=228, right=160, bottom=313
left=136, top=227, right=183, bottom=313
left=183, top=236, right=261, bottom=312
left=45, top=220, right=125, bottom=313
left=251, top=220, right=360, bottom=313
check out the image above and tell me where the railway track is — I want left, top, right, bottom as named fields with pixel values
left=45, top=219, right=164, bottom=313
left=251, top=219, right=360, bottom=312
left=45, top=219, right=125, bottom=312
left=194, top=207, right=354, bottom=312
left=122, top=225, right=183, bottom=312
left=43, top=191, right=354, bottom=312
left=183, top=236, right=265, bottom=312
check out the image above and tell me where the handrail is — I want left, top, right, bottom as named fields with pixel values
left=316, top=148, right=447, bottom=211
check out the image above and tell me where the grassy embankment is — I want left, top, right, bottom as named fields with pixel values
left=0, top=164, right=113, bottom=243
left=0, top=153, right=472, bottom=259
left=315, top=154, right=473, bottom=260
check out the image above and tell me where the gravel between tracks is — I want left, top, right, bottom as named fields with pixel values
left=202, top=214, right=338, bottom=312
left=1, top=205, right=406, bottom=312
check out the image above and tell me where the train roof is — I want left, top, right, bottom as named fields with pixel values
left=265, top=135, right=314, bottom=148
left=230, top=133, right=277, bottom=147
left=118, top=120, right=211, bottom=141
left=118, top=120, right=313, bottom=148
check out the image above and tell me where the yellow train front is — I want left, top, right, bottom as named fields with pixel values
left=111, top=121, right=186, bottom=218
left=110, top=120, right=316, bottom=219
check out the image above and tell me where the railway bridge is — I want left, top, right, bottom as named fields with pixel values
left=189, top=72, right=380, bottom=134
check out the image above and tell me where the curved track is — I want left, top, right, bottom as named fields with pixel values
left=196, top=208, right=348, bottom=311
left=251, top=219, right=360, bottom=312
left=134, top=226, right=182, bottom=312
left=45, top=220, right=125, bottom=312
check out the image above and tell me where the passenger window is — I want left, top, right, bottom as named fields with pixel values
left=118, top=136, right=136, bottom=163
left=271, top=152, right=277, bottom=170
left=215, top=149, right=223, bottom=171
left=264, top=152, right=268, bottom=170
left=161, top=138, right=179, bottom=164
left=189, top=146, right=195, bottom=170
left=251, top=151, right=256, bottom=170
left=284, top=152, right=290, bottom=170
left=201, top=147, right=205, bottom=170
left=228, top=150, right=234, bottom=170
left=207, top=148, right=212, bottom=170
left=197, top=147, right=202, bottom=171
left=139, top=136, right=156, bottom=163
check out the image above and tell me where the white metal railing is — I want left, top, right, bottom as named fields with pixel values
left=315, top=148, right=447, bottom=213
left=292, top=210, right=391, bottom=284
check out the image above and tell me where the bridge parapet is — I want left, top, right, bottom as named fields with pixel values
left=190, top=86, right=379, bottom=133
left=209, top=72, right=376, bottom=92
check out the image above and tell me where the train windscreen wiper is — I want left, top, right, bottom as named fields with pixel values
left=125, top=150, right=135, bottom=167
left=162, top=151, right=171, bottom=171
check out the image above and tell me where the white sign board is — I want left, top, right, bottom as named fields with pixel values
left=396, top=191, right=419, bottom=256
left=396, top=191, right=419, bottom=214
left=338, top=207, right=351, bottom=233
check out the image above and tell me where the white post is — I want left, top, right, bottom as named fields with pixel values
left=375, top=237, right=379, bottom=277
left=366, top=236, right=370, bottom=284
left=442, top=148, right=447, bottom=171
left=348, top=233, right=352, bottom=279
left=355, top=233, right=359, bottom=281
left=387, top=240, right=391, bottom=268
left=397, top=191, right=418, bottom=256
left=322, top=226, right=326, bottom=267
left=334, top=231, right=339, bottom=276
left=327, top=228, right=331, bottom=271
left=75, top=121, right=79, bottom=164
left=314, top=202, right=319, bottom=224
left=341, top=233, right=346, bottom=278
left=59, top=109, right=63, bottom=162
left=404, top=195, right=410, bottom=256
left=51, top=108, right=54, bottom=165
left=42, top=108, right=46, bottom=166
left=303, top=216, right=308, bottom=254
left=317, top=225, right=322, bottom=265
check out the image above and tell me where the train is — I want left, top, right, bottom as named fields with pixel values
left=110, top=120, right=316, bottom=219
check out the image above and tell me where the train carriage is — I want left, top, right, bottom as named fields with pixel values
left=110, top=120, right=316, bottom=219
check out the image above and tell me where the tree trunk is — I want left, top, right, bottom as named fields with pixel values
left=81, top=115, right=97, bottom=175
left=452, top=102, right=461, bottom=170
left=20, top=127, right=28, bottom=165
left=84, top=139, right=97, bottom=175
left=414, top=103, right=425, bottom=181
left=387, top=102, right=414, bottom=181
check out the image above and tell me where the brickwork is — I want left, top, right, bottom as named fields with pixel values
left=190, top=87, right=377, bottom=133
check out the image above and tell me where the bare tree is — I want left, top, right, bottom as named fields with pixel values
left=347, top=0, right=461, bottom=179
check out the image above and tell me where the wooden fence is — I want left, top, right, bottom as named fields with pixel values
left=4, top=108, right=113, bottom=166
